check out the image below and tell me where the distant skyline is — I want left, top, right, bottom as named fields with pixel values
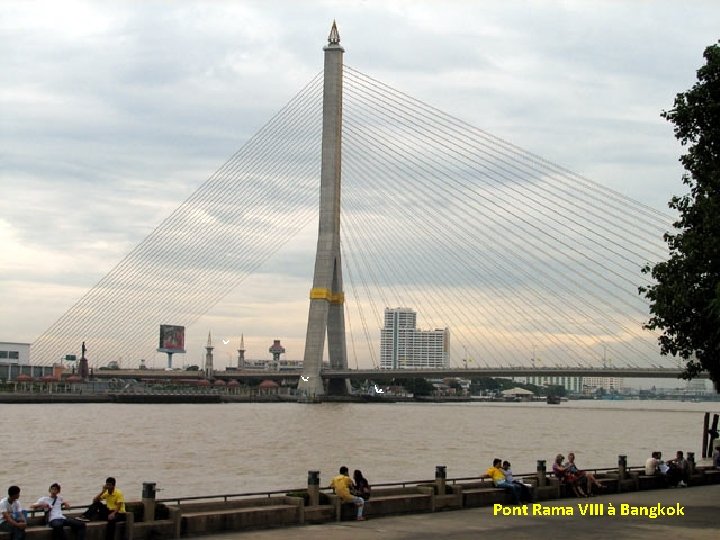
left=2, top=1, right=719, bottom=370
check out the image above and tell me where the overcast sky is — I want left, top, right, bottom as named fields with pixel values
left=2, top=0, right=719, bottom=373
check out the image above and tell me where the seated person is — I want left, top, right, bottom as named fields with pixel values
left=352, top=470, right=371, bottom=500
left=666, top=451, right=689, bottom=487
left=330, top=467, right=365, bottom=521
left=485, top=458, right=521, bottom=505
left=77, top=477, right=125, bottom=540
left=0, top=486, right=27, bottom=540
left=502, top=460, right=532, bottom=503
left=645, top=451, right=662, bottom=475
left=552, top=453, right=586, bottom=497
left=31, top=483, right=86, bottom=540
left=565, top=452, right=605, bottom=495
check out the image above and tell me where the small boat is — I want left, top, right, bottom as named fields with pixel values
left=546, top=395, right=561, bottom=405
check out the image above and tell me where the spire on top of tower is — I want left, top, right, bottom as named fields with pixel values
left=206, top=331, right=213, bottom=347
left=328, top=20, right=340, bottom=45
left=240, top=333, right=245, bottom=350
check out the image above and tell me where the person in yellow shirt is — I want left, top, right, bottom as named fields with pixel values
left=330, top=466, right=365, bottom=520
left=484, top=458, right=521, bottom=504
left=77, top=477, right=125, bottom=539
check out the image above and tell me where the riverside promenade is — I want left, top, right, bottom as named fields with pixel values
left=201, top=485, right=719, bottom=540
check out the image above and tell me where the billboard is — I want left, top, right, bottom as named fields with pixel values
left=158, top=325, right=186, bottom=353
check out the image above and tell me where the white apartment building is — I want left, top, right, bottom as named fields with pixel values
left=524, top=375, right=584, bottom=394
left=583, top=376, right=624, bottom=393
left=380, top=307, right=449, bottom=369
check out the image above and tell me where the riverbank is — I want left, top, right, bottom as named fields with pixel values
left=6, top=465, right=716, bottom=540
left=0, top=393, right=475, bottom=404
left=207, top=484, right=719, bottom=540
left=1, top=392, right=717, bottom=404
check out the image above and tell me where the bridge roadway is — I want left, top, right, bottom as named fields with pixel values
left=90, top=366, right=704, bottom=381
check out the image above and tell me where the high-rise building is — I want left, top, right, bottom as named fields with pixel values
left=583, top=376, right=624, bottom=393
left=524, top=376, right=584, bottom=394
left=380, top=308, right=449, bottom=369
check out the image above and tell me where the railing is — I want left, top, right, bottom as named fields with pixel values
left=133, top=462, right=655, bottom=508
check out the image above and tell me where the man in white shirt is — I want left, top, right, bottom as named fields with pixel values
left=0, top=485, right=27, bottom=540
left=31, top=484, right=85, bottom=540
left=645, top=451, right=661, bottom=475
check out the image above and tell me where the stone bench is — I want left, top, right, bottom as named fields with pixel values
left=551, top=475, right=615, bottom=498
left=0, top=514, right=134, bottom=540
left=636, top=474, right=667, bottom=490
left=416, top=483, right=462, bottom=510
left=700, top=468, right=720, bottom=484
left=176, top=497, right=303, bottom=535
left=603, top=472, right=638, bottom=493
left=333, top=486, right=434, bottom=521
left=450, top=481, right=509, bottom=508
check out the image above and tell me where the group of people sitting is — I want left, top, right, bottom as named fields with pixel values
left=645, top=450, right=692, bottom=487
left=552, top=452, right=606, bottom=498
left=329, top=467, right=371, bottom=521
left=0, top=478, right=125, bottom=540
left=484, top=459, right=533, bottom=505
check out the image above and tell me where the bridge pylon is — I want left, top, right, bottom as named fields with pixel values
left=298, top=21, right=350, bottom=399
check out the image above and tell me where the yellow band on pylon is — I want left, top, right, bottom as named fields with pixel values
left=309, top=288, right=344, bottom=304
left=310, top=287, right=331, bottom=300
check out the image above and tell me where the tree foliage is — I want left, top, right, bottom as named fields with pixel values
left=640, top=41, right=720, bottom=391
left=393, top=377, right=435, bottom=396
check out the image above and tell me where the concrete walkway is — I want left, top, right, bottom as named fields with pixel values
left=196, top=484, right=719, bottom=540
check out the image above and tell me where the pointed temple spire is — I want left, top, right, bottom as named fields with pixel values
left=328, top=20, right=340, bottom=45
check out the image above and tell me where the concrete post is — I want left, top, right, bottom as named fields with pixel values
left=536, top=460, right=547, bottom=487
left=618, top=455, right=627, bottom=480
left=307, top=471, right=320, bottom=506
left=141, top=482, right=156, bottom=522
left=687, top=452, right=695, bottom=476
left=435, top=465, right=447, bottom=495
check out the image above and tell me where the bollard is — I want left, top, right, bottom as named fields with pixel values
left=618, top=455, right=627, bottom=480
left=687, top=452, right=695, bottom=476
left=141, top=482, right=156, bottom=522
left=536, top=460, right=547, bottom=487
left=307, top=471, right=320, bottom=507
left=435, top=465, right=447, bottom=495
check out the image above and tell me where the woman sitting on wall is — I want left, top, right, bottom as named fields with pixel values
left=565, top=452, right=605, bottom=495
left=552, top=453, right=587, bottom=497
left=353, top=470, right=371, bottom=500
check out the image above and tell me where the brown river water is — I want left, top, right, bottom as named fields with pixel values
left=1, top=400, right=714, bottom=505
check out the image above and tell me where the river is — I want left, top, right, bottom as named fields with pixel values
left=1, top=400, right=714, bottom=504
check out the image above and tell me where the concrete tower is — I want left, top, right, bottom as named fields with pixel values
left=237, top=334, right=245, bottom=369
left=298, top=21, right=349, bottom=398
left=269, top=339, right=286, bottom=371
left=205, top=331, right=214, bottom=378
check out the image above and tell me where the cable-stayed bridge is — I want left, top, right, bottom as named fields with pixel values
left=30, top=28, right=675, bottom=377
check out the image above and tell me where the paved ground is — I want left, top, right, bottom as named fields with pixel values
left=195, top=484, right=719, bottom=540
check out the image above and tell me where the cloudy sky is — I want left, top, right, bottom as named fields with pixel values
left=2, top=0, right=719, bottom=370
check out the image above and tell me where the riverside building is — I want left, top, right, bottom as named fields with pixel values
left=583, top=376, right=624, bottom=393
left=0, top=342, right=30, bottom=365
left=380, top=308, right=449, bottom=369
left=524, top=376, right=584, bottom=394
